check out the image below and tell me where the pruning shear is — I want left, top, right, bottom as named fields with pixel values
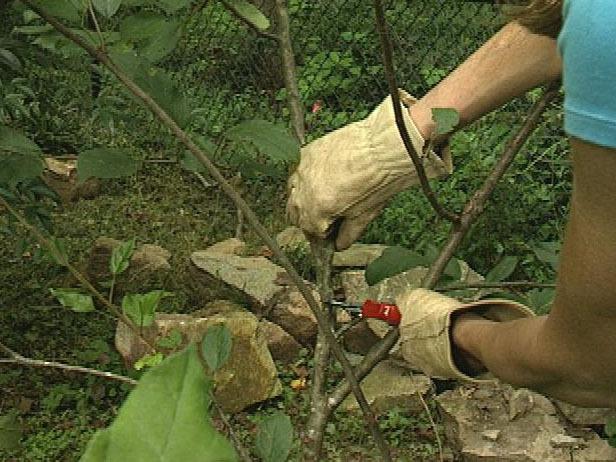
left=328, top=299, right=402, bottom=326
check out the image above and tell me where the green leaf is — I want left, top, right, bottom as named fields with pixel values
left=226, top=0, right=270, bottom=31
left=77, top=148, right=140, bottom=182
left=134, top=352, right=164, bottom=371
left=120, top=13, right=168, bottom=41
left=156, top=0, right=192, bottom=13
left=109, top=238, right=136, bottom=276
left=92, top=0, right=122, bottom=18
left=255, top=412, right=293, bottom=462
left=526, top=288, right=555, bottom=315
left=365, top=246, right=427, bottom=286
left=139, top=20, right=182, bottom=63
left=157, top=329, right=183, bottom=349
left=0, top=125, right=42, bottom=155
left=532, top=241, right=560, bottom=271
left=0, top=412, right=22, bottom=451
left=201, top=324, right=232, bottom=372
left=181, top=136, right=216, bottom=173
left=431, top=108, right=460, bottom=136
left=29, top=1, right=84, bottom=23
left=122, top=290, right=171, bottom=327
left=225, top=120, right=299, bottom=163
left=485, top=256, right=519, bottom=283
left=0, top=49, right=22, bottom=72
left=80, top=345, right=237, bottom=462
left=50, top=289, right=95, bottom=313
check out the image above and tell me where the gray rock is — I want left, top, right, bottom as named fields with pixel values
left=437, top=382, right=616, bottom=461
left=276, top=227, right=308, bottom=251
left=268, top=289, right=318, bottom=346
left=190, top=251, right=288, bottom=311
left=115, top=311, right=281, bottom=414
left=332, top=244, right=387, bottom=268
left=342, top=360, right=431, bottom=414
left=204, top=238, right=247, bottom=256
left=554, top=401, right=616, bottom=427
left=259, top=320, right=302, bottom=364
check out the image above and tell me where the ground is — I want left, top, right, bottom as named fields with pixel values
left=0, top=163, right=445, bottom=461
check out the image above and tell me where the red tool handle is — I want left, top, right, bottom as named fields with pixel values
left=361, top=300, right=401, bottom=326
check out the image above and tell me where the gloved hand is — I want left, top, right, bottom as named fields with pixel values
left=286, top=90, right=453, bottom=250
left=396, top=289, right=535, bottom=382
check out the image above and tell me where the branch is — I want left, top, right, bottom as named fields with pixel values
left=21, top=1, right=388, bottom=454
left=0, top=195, right=156, bottom=353
left=436, top=281, right=556, bottom=292
left=328, top=81, right=560, bottom=411
left=274, top=0, right=305, bottom=144
left=0, top=341, right=137, bottom=386
left=373, top=0, right=459, bottom=224
left=220, top=0, right=279, bottom=41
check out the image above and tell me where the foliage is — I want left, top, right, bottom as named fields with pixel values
left=201, top=323, right=233, bottom=372
left=255, top=412, right=294, bottom=462
left=80, top=345, right=237, bottom=461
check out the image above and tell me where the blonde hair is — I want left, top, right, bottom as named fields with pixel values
left=504, top=0, right=563, bottom=38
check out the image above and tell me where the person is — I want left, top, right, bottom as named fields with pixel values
left=286, top=0, right=616, bottom=408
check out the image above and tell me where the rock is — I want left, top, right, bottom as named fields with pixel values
left=437, top=381, right=616, bottom=461
left=190, top=251, right=288, bottom=311
left=86, top=237, right=170, bottom=283
left=332, top=244, right=387, bottom=268
left=276, top=227, right=308, bottom=251
left=192, top=300, right=246, bottom=318
left=550, top=434, right=585, bottom=450
left=342, top=320, right=381, bottom=355
left=115, top=311, right=281, bottom=414
left=41, top=156, right=100, bottom=202
left=342, top=360, right=431, bottom=414
left=259, top=320, right=302, bottom=364
left=204, top=238, right=246, bottom=256
left=268, top=289, right=319, bottom=346
left=554, top=401, right=616, bottom=427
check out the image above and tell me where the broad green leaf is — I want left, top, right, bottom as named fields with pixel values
left=157, top=329, right=183, bottom=349
left=77, top=148, right=140, bottom=182
left=432, top=108, right=460, bottom=136
left=0, top=49, right=22, bottom=72
left=13, top=25, right=54, bottom=36
left=606, top=419, right=616, bottom=448
left=365, top=246, right=427, bottom=286
left=50, top=289, right=95, bottom=313
left=0, top=125, right=41, bottom=155
left=139, top=20, right=182, bottom=63
left=227, top=0, right=270, bottom=31
left=0, top=152, right=43, bottom=186
left=225, top=120, right=299, bottom=163
left=80, top=345, right=237, bottom=462
left=201, top=324, right=232, bottom=372
left=485, top=256, right=518, bottom=283
left=122, top=290, right=171, bottom=327
left=29, top=1, right=84, bottom=23
left=181, top=136, right=216, bottom=173
left=0, top=412, right=21, bottom=451
left=255, top=412, right=293, bottom=462
left=156, top=0, right=192, bottom=13
left=532, top=241, right=560, bottom=271
left=134, top=352, right=164, bottom=370
left=422, top=244, right=462, bottom=281
left=120, top=13, right=168, bottom=41
left=526, top=288, right=555, bottom=315
left=109, top=238, right=136, bottom=275
left=93, top=0, right=122, bottom=18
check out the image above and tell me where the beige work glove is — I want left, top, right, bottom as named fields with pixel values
left=397, top=289, right=535, bottom=383
left=286, top=90, right=453, bottom=250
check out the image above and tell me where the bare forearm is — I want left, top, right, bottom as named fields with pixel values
left=410, top=21, right=562, bottom=138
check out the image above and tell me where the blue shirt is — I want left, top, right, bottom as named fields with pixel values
left=558, top=0, right=616, bottom=148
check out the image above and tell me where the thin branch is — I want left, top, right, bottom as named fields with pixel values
left=87, top=1, right=105, bottom=51
left=220, top=0, right=279, bottom=41
left=22, top=1, right=387, bottom=455
left=211, top=399, right=253, bottom=462
left=274, top=0, right=305, bottom=144
left=436, top=281, right=556, bottom=292
left=0, top=195, right=156, bottom=353
left=373, top=0, right=459, bottom=224
left=0, top=340, right=137, bottom=386
left=328, top=81, right=560, bottom=411
left=417, top=389, right=444, bottom=462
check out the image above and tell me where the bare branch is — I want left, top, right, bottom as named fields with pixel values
left=22, top=1, right=387, bottom=453
left=373, top=0, right=459, bottom=224
left=274, top=0, right=305, bottom=144
left=328, top=81, right=560, bottom=411
left=87, top=1, right=105, bottom=51
left=220, top=0, right=279, bottom=41
left=0, top=340, right=137, bottom=386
